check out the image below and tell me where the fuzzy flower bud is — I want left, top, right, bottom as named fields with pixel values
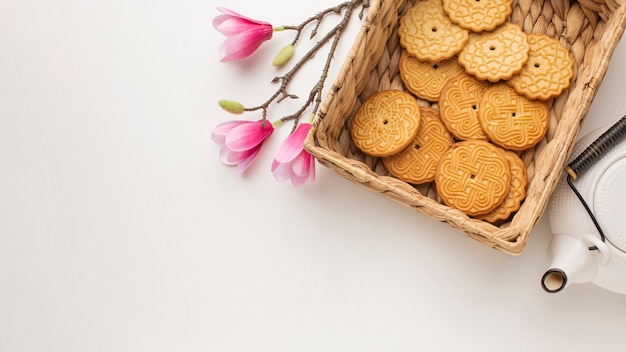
left=272, top=44, right=295, bottom=67
left=218, top=100, right=245, bottom=114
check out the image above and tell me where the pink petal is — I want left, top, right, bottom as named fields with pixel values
left=291, top=172, right=310, bottom=188
left=218, top=27, right=273, bottom=62
left=271, top=161, right=293, bottom=182
left=214, top=15, right=271, bottom=37
left=270, top=159, right=279, bottom=172
left=215, top=7, right=271, bottom=27
left=211, top=120, right=247, bottom=145
left=274, top=123, right=311, bottom=163
left=219, top=146, right=256, bottom=165
left=213, top=15, right=253, bottom=36
left=219, top=146, right=238, bottom=165
left=290, top=152, right=310, bottom=177
left=225, top=120, right=273, bottom=152
left=236, top=145, right=262, bottom=173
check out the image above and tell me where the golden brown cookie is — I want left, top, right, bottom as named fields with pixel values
left=439, top=73, right=490, bottom=141
left=351, top=90, right=421, bottom=157
left=398, top=0, right=469, bottom=62
left=399, top=51, right=465, bottom=102
left=478, top=83, right=549, bottom=151
left=442, top=0, right=513, bottom=32
left=507, top=33, right=574, bottom=100
left=435, top=140, right=511, bottom=216
left=458, top=22, right=530, bottom=82
left=475, top=150, right=528, bottom=223
left=382, top=107, right=454, bottom=184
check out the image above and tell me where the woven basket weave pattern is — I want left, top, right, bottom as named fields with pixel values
left=305, top=0, right=626, bottom=254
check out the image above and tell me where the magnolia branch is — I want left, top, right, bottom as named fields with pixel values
left=284, top=0, right=365, bottom=45
left=244, top=0, right=368, bottom=129
left=279, top=11, right=352, bottom=128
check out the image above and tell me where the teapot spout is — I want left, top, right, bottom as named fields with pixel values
left=541, top=268, right=568, bottom=293
left=541, top=234, right=601, bottom=293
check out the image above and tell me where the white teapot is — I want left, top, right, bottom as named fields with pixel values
left=543, top=118, right=626, bottom=293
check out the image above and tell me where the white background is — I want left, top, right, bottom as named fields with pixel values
left=2, top=0, right=626, bottom=351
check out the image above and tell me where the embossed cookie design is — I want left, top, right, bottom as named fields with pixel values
left=478, top=83, right=550, bottom=151
left=435, top=140, right=511, bottom=216
left=442, top=0, right=513, bottom=32
left=478, top=83, right=549, bottom=151
left=458, top=22, right=530, bottom=82
left=399, top=51, right=465, bottom=102
left=383, top=107, right=454, bottom=184
left=439, top=73, right=491, bottom=141
left=476, top=150, right=528, bottom=223
left=398, top=0, right=469, bottom=62
left=351, top=90, right=421, bottom=157
left=507, top=34, right=574, bottom=100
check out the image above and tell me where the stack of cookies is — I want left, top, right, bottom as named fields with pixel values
left=350, top=0, right=574, bottom=223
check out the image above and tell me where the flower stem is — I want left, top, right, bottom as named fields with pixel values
left=282, top=0, right=363, bottom=46
left=271, top=119, right=284, bottom=128
left=243, top=0, right=369, bottom=128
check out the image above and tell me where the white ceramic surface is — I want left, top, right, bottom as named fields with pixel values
left=547, top=124, right=626, bottom=293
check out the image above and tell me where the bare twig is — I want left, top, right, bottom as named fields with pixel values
left=243, top=0, right=367, bottom=130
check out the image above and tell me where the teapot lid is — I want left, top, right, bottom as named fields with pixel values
left=593, top=154, right=626, bottom=252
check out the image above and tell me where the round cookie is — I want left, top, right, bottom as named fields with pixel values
left=507, top=33, right=574, bottom=100
left=439, top=73, right=491, bottom=141
left=435, top=140, right=511, bottom=216
left=475, top=150, right=528, bottom=223
left=399, top=51, right=465, bottom=102
left=442, top=0, right=513, bottom=32
left=478, top=83, right=549, bottom=151
left=350, top=90, right=421, bottom=157
left=382, top=107, right=454, bottom=184
left=398, top=0, right=469, bottom=62
left=458, top=22, right=530, bottom=82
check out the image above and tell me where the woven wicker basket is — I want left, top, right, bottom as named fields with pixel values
left=304, top=0, right=626, bottom=255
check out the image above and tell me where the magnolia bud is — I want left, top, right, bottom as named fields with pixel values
left=272, top=44, right=295, bottom=67
left=218, top=100, right=245, bottom=114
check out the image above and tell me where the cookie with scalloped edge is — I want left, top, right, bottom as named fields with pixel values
left=458, top=22, right=530, bottom=82
left=398, top=0, right=469, bottom=62
left=507, top=33, right=574, bottom=100
left=442, top=0, right=513, bottom=32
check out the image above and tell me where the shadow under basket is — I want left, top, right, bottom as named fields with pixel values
left=304, top=0, right=626, bottom=255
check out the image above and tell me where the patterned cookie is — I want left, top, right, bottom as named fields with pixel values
left=382, top=107, right=454, bottom=184
left=458, top=22, right=530, bottom=82
left=398, top=0, right=469, bottom=62
left=439, top=73, right=490, bottom=141
left=475, top=150, right=528, bottom=223
left=351, top=90, right=421, bottom=157
left=435, top=140, right=511, bottom=216
left=442, top=0, right=513, bottom=32
left=478, top=83, right=550, bottom=151
left=399, top=51, right=465, bottom=102
left=507, top=33, right=574, bottom=100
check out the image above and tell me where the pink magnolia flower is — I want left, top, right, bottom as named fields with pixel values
left=212, top=7, right=274, bottom=62
left=212, top=120, right=275, bottom=173
left=271, top=123, right=316, bottom=187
